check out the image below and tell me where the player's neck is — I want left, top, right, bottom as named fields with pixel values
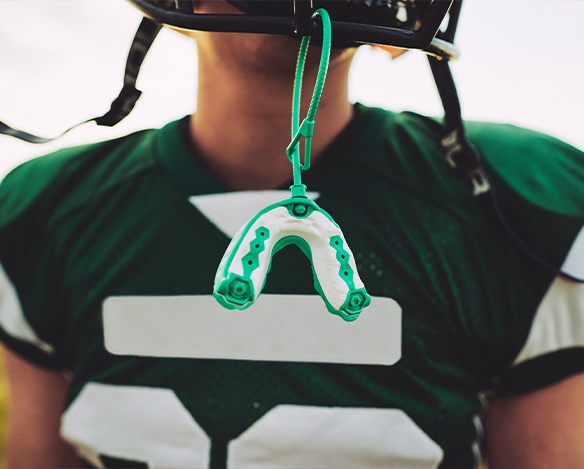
left=189, top=49, right=355, bottom=191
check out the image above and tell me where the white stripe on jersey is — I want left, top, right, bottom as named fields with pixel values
left=0, top=261, right=54, bottom=354
left=514, top=227, right=584, bottom=365
left=562, top=225, right=584, bottom=279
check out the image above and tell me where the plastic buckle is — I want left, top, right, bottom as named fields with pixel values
left=441, top=128, right=490, bottom=196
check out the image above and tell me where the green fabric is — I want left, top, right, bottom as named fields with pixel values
left=1, top=104, right=583, bottom=468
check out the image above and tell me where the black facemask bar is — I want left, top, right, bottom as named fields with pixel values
left=131, top=0, right=453, bottom=51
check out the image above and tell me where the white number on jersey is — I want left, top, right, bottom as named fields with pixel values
left=62, top=382, right=443, bottom=469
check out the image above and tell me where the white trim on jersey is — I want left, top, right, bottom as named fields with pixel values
left=103, top=294, right=401, bottom=366
left=514, top=227, right=584, bottom=365
left=513, top=277, right=584, bottom=365
left=0, top=262, right=54, bottom=354
left=189, top=190, right=320, bottom=238
left=562, top=225, right=584, bottom=279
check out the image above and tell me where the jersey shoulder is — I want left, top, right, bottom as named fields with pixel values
left=467, top=121, right=583, bottom=278
left=465, top=121, right=584, bottom=214
left=376, top=107, right=584, bottom=209
left=0, top=124, right=171, bottom=368
left=352, top=105, right=583, bottom=215
left=0, top=128, right=158, bottom=230
left=383, top=108, right=583, bottom=266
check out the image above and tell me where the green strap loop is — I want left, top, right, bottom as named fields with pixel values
left=286, top=8, right=332, bottom=197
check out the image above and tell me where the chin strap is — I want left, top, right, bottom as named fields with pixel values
left=429, top=55, right=584, bottom=283
left=0, top=17, right=161, bottom=144
left=213, top=8, right=371, bottom=321
left=427, top=56, right=490, bottom=197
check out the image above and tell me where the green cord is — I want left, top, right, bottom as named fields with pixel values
left=286, top=8, right=332, bottom=198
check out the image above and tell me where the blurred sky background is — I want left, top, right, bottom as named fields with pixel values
left=0, top=0, right=583, bottom=179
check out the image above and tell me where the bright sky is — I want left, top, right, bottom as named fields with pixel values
left=1, top=1, right=583, bottom=178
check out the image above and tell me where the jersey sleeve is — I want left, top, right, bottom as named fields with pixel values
left=0, top=158, right=69, bottom=369
left=496, top=234, right=584, bottom=395
left=0, top=130, right=158, bottom=371
left=467, top=122, right=584, bottom=395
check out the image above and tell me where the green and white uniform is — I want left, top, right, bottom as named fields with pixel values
left=1, top=104, right=583, bottom=468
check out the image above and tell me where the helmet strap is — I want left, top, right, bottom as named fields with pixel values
left=0, top=17, right=161, bottom=144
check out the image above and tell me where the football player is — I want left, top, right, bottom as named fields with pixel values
left=0, top=1, right=583, bottom=468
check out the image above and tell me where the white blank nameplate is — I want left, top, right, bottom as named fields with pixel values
left=103, top=294, right=401, bottom=366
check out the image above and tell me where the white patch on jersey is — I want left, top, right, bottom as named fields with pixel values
left=228, top=405, right=443, bottom=469
left=61, top=382, right=210, bottom=468
left=189, top=190, right=319, bottom=237
left=514, top=276, right=584, bottom=365
left=0, top=261, right=54, bottom=354
left=562, top=225, right=584, bottom=278
left=103, top=294, right=401, bottom=365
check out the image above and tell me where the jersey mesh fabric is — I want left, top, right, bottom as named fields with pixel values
left=1, top=104, right=583, bottom=468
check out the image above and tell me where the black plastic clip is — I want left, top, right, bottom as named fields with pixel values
left=441, top=128, right=491, bottom=196
left=94, top=85, right=143, bottom=127
left=293, top=0, right=316, bottom=36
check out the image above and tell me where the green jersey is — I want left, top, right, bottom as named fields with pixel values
left=1, top=104, right=583, bottom=468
